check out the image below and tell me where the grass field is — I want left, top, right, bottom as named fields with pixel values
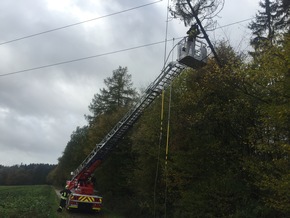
left=0, top=185, right=60, bottom=218
left=0, top=185, right=125, bottom=218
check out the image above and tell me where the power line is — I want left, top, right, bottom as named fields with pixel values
left=206, top=18, right=253, bottom=32
left=0, top=40, right=167, bottom=77
left=216, top=18, right=253, bottom=29
left=0, top=17, right=253, bottom=78
left=0, top=0, right=162, bottom=46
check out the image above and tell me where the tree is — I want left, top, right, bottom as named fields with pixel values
left=241, top=33, right=290, bottom=215
left=170, top=0, right=224, bottom=66
left=130, top=95, right=168, bottom=217
left=75, top=66, right=138, bottom=215
left=53, top=66, right=138, bottom=188
left=249, top=0, right=290, bottom=52
left=129, top=42, right=254, bottom=217
left=166, top=46, right=258, bottom=217
left=249, top=0, right=279, bottom=44
left=170, top=0, right=224, bottom=27
left=49, top=126, right=90, bottom=186
left=87, top=66, right=138, bottom=121
left=276, top=0, right=290, bottom=31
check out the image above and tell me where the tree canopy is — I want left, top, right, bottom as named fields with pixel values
left=249, top=0, right=290, bottom=48
left=170, top=0, right=224, bottom=27
left=87, top=66, right=138, bottom=121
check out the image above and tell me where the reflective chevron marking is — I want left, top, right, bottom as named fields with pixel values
left=78, top=196, right=94, bottom=202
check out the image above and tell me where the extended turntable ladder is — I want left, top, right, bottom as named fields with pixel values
left=71, top=61, right=185, bottom=181
left=71, top=38, right=208, bottom=182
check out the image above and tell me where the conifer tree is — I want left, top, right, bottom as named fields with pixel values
left=87, top=66, right=138, bottom=121
left=249, top=0, right=278, bottom=44
left=276, top=0, right=290, bottom=31
left=170, top=0, right=224, bottom=27
left=249, top=0, right=289, bottom=50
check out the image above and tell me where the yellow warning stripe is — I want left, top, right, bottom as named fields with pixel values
left=78, top=196, right=95, bottom=202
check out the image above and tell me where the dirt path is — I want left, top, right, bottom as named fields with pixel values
left=55, top=189, right=61, bottom=198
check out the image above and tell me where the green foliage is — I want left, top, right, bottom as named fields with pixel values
left=249, top=0, right=290, bottom=55
left=47, top=126, right=90, bottom=186
left=169, top=0, right=224, bottom=27
left=127, top=37, right=289, bottom=217
left=240, top=33, right=290, bottom=216
left=87, top=66, right=138, bottom=121
left=94, top=137, right=136, bottom=216
left=83, top=66, right=139, bottom=216
left=86, top=107, right=130, bottom=155
left=130, top=97, right=166, bottom=217
left=161, top=52, right=255, bottom=217
left=0, top=185, right=60, bottom=218
left=249, top=0, right=279, bottom=43
left=276, top=0, right=290, bottom=30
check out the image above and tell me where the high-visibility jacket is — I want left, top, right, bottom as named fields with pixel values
left=187, top=25, right=200, bottom=41
left=60, top=189, right=71, bottom=200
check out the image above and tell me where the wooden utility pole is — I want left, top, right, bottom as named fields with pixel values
left=186, top=0, right=222, bottom=67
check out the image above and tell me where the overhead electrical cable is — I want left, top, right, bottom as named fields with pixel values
left=163, top=1, right=170, bottom=218
left=154, top=90, right=165, bottom=218
left=163, top=0, right=170, bottom=64
left=207, top=18, right=254, bottom=32
left=0, top=0, right=162, bottom=46
left=0, top=18, right=254, bottom=78
left=0, top=40, right=168, bottom=77
left=217, top=18, right=253, bottom=29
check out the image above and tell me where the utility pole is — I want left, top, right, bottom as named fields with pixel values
left=186, top=0, right=222, bottom=67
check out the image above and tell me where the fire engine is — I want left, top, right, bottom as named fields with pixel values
left=64, top=38, right=207, bottom=212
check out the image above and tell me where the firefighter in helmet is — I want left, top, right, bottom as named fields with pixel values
left=57, top=185, right=71, bottom=212
left=186, top=23, right=200, bottom=56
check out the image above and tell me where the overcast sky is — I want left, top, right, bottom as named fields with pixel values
left=0, top=0, right=260, bottom=166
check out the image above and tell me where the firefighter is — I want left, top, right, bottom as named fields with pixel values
left=57, top=185, right=71, bottom=212
left=186, top=23, right=200, bottom=56
left=200, top=44, right=207, bottom=61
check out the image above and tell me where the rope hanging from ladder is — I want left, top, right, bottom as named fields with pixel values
left=153, top=89, right=165, bottom=218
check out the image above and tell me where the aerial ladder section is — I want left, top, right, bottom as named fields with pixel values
left=65, top=38, right=207, bottom=212
left=71, top=62, right=185, bottom=182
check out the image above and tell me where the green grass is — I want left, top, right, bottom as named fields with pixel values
left=0, top=185, right=61, bottom=218
left=0, top=185, right=125, bottom=218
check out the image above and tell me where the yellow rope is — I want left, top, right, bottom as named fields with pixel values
left=164, top=83, right=172, bottom=218
left=154, top=89, right=165, bottom=217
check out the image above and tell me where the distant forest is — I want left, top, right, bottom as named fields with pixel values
left=0, top=164, right=56, bottom=185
